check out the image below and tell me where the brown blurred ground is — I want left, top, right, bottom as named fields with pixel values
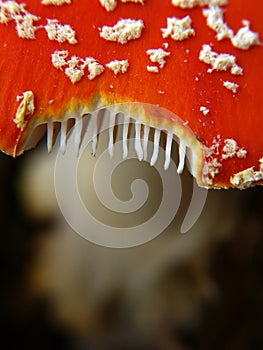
left=0, top=145, right=262, bottom=350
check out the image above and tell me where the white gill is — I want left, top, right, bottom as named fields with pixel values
left=47, top=120, right=54, bottom=153
left=150, top=128, right=161, bottom=166
left=74, top=116, right=82, bottom=156
left=142, top=125, right=150, bottom=161
left=108, top=111, right=116, bottom=158
left=45, top=109, right=187, bottom=172
left=60, top=119, right=67, bottom=154
left=91, top=110, right=98, bottom=155
left=178, top=139, right=186, bottom=174
left=164, top=132, right=173, bottom=171
left=134, top=120, right=144, bottom=161
left=122, top=114, right=130, bottom=159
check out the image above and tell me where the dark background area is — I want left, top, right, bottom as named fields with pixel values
left=0, top=150, right=262, bottom=350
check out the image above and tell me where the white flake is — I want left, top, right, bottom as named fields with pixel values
left=223, top=81, right=239, bottom=93
left=203, top=5, right=233, bottom=41
left=99, top=0, right=117, bottom=11
left=106, top=59, right=129, bottom=74
left=100, top=18, right=144, bottom=44
left=171, top=0, right=228, bottom=8
left=230, top=159, right=263, bottom=189
left=222, top=139, right=247, bottom=160
left=15, top=13, right=40, bottom=39
left=0, top=1, right=40, bottom=38
left=230, top=65, right=243, bottom=75
left=161, top=16, right=195, bottom=41
left=0, top=1, right=25, bottom=24
left=202, top=136, right=223, bottom=185
left=41, top=0, right=71, bottom=5
left=64, top=56, right=85, bottom=84
left=14, top=91, right=35, bottom=129
left=199, top=44, right=243, bottom=75
left=121, top=0, right=144, bottom=3
left=85, top=59, right=105, bottom=80
left=202, top=156, right=222, bottom=185
left=231, top=20, right=261, bottom=50
left=146, top=48, right=170, bottom=69
left=51, top=50, right=104, bottom=83
left=51, top=50, right=69, bottom=69
left=99, top=0, right=143, bottom=11
left=45, top=19, right=77, bottom=44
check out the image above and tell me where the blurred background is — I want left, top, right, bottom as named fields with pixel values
left=0, top=134, right=262, bottom=350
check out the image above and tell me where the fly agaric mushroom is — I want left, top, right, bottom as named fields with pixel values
left=0, top=0, right=262, bottom=189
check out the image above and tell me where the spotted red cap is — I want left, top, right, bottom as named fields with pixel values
left=0, top=0, right=262, bottom=189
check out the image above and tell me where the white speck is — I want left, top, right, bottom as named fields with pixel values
left=147, top=65, right=159, bottom=73
left=200, top=106, right=210, bottom=115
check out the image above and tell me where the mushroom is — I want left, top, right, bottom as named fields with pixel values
left=0, top=0, right=262, bottom=189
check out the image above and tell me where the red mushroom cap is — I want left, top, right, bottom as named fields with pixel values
left=0, top=0, right=262, bottom=189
